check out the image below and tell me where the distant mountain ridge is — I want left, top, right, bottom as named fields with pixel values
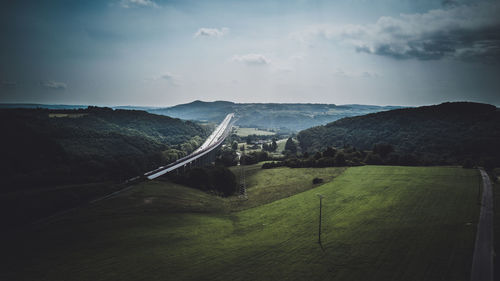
left=149, top=100, right=402, bottom=131
left=297, top=102, right=500, bottom=165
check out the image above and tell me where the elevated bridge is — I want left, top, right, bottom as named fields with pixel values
left=144, top=113, right=236, bottom=180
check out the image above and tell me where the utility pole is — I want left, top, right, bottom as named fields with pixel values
left=239, top=151, right=247, bottom=199
left=317, top=194, right=324, bottom=244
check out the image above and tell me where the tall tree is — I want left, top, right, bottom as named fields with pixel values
left=285, top=137, right=297, bottom=153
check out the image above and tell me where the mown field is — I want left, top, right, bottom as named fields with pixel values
left=1, top=166, right=480, bottom=281
left=234, top=127, right=276, bottom=137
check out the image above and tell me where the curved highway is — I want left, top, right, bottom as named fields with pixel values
left=144, top=113, right=235, bottom=180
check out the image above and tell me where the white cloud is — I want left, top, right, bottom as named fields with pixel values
left=40, top=81, right=67, bottom=90
left=119, top=0, right=159, bottom=8
left=231, top=54, right=271, bottom=66
left=194, top=27, right=229, bottom=38
left=160, top=72, right=174, bottom=81
left=333, top=69, right=380, bottom=78
left=293, top=2, right=500, bottom=62
left=148, top=72, right=180, bottom=86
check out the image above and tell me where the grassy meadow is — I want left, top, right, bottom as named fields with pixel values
left=228, top=164, right=346, bottom=210
left=1, top=166, right=480, bottom=281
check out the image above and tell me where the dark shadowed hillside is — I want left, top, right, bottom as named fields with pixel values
left=297, top=102, right=500, bottom=166
left=0, top=107, right=209, bottom=191
left=150, top=100, right=401, bottom=131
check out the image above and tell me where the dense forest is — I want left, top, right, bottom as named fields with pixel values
left=297, top=102, right=500, bottom=167
left=151, top=100, right=401, bottom=131
left=0, top=107, right=209, bottom=191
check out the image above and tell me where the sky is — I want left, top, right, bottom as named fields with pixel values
left=0, top=0, right=499, bottom=107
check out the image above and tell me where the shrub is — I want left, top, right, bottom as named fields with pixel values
left=312, top=177, right=323, bottom=184
left=261, top=161, right=284, bottom=169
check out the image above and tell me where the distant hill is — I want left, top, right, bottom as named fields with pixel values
left=0, top=107, right=209, bottom=191
left=0, top=103, right=90, bottom=110
left=0, top=103, right=159, bottom=111
left=297, top=102, right=500, bottom=166
left=150, top=100, right=402, bottom=131
left=1, top=101, right=402, bottom=132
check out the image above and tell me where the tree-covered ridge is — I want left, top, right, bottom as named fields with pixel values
left=297, top=102, right=500, bottom=166
left=150, top=100, right=401, bottom=131
left=0, top=107, right=209, bottom=191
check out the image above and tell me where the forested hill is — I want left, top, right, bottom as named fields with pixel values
left=150, top=100, right=401, bottom=131
left=297, top=102, right=500, bottom=166
left=0, top=107, right=209, bottom=191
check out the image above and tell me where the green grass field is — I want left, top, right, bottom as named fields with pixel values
left=1, top=166, right=480, bottom=281
left=234, top=127, right=276, bottom=137
left=229, top=164, right=346, bottom=210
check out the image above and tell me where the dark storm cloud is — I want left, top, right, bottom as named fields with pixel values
left=358, top=2, right=500, bottom=62
left=356, top=27, right=500, bottom=62
left=310, top=1, right=500, bottom=63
